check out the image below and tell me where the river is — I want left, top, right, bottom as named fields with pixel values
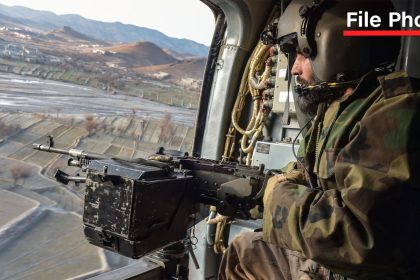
left=0, top=73, right=197, bottom=126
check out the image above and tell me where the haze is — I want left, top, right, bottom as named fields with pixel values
left=0, top=0, right=215, bottom=46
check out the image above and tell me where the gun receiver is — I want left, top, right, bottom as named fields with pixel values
left=33, top=141, right=272, bottom=259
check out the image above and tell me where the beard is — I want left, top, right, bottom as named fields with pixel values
left=295, top=75, right=345, bottom=117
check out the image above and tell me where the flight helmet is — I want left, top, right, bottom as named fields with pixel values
left=277, top=0, right=401, bottom=94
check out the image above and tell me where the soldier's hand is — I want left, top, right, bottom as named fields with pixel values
left=275, top=173, right=287, bottom=182
left=263, top=174, right=287, bottom=206
left=248, top=174, right=288, bottom=219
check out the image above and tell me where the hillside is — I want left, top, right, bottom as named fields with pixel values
left=0, top=13, right=27, bottom=29
left=0, top=4, right=209, bottom=57
left=45, top=26, right=105, bottom=44
left=0, top=4, right=207, bottom=99
left=104, top=42, right=178, bottom=67
left=135, top=58, right=207, bottom=80
left=0, top=23, right=207, bottom=91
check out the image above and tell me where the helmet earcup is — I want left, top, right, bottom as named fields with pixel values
left=277, top=0, right=401, bottom=82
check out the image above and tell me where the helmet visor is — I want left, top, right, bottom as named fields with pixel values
left=278, top=33, right=298, bottom=55
left=278, top=33, right=298, bottom=82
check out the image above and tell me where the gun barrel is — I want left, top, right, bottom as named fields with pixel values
left=32, top=143, right=108, bottom=160
left=33, top=143, right=71, bottom=155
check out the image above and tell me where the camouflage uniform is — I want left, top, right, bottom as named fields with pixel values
left=220, top=71, right=420, bottom=279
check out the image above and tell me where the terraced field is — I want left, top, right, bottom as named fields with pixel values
left=0, top=190, right=38, bottom=228
left=0, top=111, right=195, bottom=278
left=0, top=210, right=107, bottom=280
left=0, top=71, right=197, bottom=278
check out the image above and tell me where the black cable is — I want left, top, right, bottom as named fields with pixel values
left=292, top=116, right=314, bottom=185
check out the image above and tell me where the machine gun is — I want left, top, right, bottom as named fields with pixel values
left=32, top=142, right=271, bottom=260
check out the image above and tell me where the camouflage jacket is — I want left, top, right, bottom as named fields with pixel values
left=263, top=71, right=420, bottom=279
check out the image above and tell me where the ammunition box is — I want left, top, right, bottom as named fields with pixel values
left=83, top=159, right=193, bottom=258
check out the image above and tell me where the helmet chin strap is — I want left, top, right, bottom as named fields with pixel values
left=294, top=63, right=395, bottom=96
left=293, top=59, right=360, bottom=96
left=294, top=80, right=360, bottom=96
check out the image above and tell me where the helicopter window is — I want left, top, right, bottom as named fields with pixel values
left=0, top=1, right=214, bottom=278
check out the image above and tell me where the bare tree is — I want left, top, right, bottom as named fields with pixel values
left=10, top=163, right=32, bottom=186
left=98, top=123, right=108, bottom=135
left=55, top=107, right=62, bottom=119
left=158, top=112, right=175, bottom=144
left=84, top=115, right=98, bottom=135
left=116, top=125, right=125, bottom=136
left=69, top=116, right=75, bottom=126
left=0, top=120, right=21, bottom=138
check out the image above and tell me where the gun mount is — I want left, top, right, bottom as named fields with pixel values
left=33, top=140, right=272, bottom=260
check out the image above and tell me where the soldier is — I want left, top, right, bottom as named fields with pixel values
left=219, top=0, right=420, bottom=279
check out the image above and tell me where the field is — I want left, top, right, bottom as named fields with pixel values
left=0, top=15, right=203, bottom=278
left=0, top=210, right=107, bottom=280
left=0, top=98, right=195, bottom=277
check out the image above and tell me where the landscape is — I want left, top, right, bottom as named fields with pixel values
left=0, top=3, right=208, bottom=279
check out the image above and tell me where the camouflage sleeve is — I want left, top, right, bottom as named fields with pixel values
left=262, top=92, right=420, bottom=275
left=280, top=161, right=307, bottom=184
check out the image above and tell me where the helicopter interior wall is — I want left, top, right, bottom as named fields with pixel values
left=239, top=0, right=420, bottom=153
left=191, top=0, right=420, bottom=279
left=199, top=0, right=275, bottom=160
left=392, top=0, right=420, bottom=78
left=198, top=0, right=420, bottom=157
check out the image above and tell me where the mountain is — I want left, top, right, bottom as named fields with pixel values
left=163, top=48, right=197, bottom=60
left=0, top=4, right=209, bottom=57
left=46, top=26, right=105, bottom=43
left=0, top=13, right=27, bottom=28
left=135, top=58, right=207, bottom=80
left=104, top=42, right=179, bottom=67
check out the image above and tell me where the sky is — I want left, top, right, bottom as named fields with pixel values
left=0, top=0, right=216, bottom=46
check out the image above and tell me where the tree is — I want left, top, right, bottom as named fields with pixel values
left=158, top=112, right=175, bottom=144
left=84, top=115, right=98, bottom=135
left=9, top=163, right=32, bottom=186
